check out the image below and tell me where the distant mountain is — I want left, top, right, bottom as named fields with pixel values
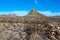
left=49, top=16, right=60, bottom=18
left=49, top=16, right=60, bottom=22
left=0, top=14, right=16, bottom=17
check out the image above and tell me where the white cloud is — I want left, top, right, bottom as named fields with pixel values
left=0, top=11, right=60, bottom=16
left=0, top=11, right=29, bottom=16
left=34, top=0, right=38, bottom=4
left=12, top=11, right=29, bottom=16
left=38, top=11, right=60, bottom=16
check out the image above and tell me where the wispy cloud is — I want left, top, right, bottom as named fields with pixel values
left=0, top=11, right=60, bottom=16
left=34, top=0, right=38, bottom=4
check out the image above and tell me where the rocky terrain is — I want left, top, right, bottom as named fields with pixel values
left=0, top=9, right=60, bottom=40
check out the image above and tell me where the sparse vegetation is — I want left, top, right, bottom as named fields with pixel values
left=0, top=9, right=60, bottom=40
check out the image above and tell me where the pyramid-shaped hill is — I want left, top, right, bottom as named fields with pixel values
left=24, top=9, right=48, bottom=23
left=27, top=9, right=44, bottom=17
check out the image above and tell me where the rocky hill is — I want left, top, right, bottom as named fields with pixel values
left=0, top=9, right=60, bottom=40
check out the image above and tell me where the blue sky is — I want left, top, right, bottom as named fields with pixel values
left=0, top=0, right=60, bottom=16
